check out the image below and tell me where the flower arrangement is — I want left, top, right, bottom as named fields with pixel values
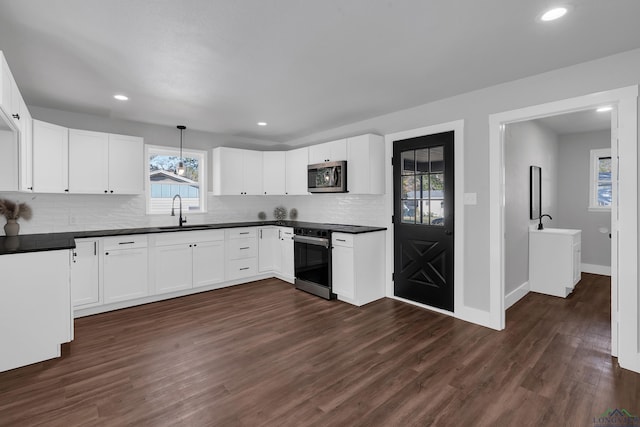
left=0, top=199, right=33, bottom=221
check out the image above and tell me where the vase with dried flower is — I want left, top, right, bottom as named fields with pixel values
left=0, top=199, right=33, bottom=236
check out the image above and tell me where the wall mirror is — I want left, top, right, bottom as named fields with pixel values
left=530, top=166, right=541, bottom=220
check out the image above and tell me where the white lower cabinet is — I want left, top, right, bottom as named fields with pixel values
left=71, top=238, right=101, bottom=308
left=152, top=230, right=225, bottom=294
left=226, top=227, right=258, bottom=280
left=0, top=250, right=72, bottom=373
left=279, top=227, right=294, bottom=282
left=103, top=236, right=149, bottom=304
left=258, top=226, right=294, bottom=283
left=331, top=232, right=385, bottom=306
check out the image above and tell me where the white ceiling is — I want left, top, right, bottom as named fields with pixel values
left=1, top=0, right=639, bottom=143
left=535, top=108, right=612, bottom=136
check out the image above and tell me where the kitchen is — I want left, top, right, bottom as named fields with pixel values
left=2, top=1, right=640, bottom=425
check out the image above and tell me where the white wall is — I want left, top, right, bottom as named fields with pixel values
left=557, top=129, right=611, bottom=269
left=285, top=47, right=640, bottom=312
left=504, top=121, right=559, bottom=296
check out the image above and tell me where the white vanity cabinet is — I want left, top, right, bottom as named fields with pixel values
left=529, top=228, right=582, bottom=298
left=226, top=227, right=258, bottom=280
left=151, top=230, right=225, bottom=294
left=102, top=235, right=149, bottom=304
left=331, top=231, right=385, bottom=306
left=0, top=250, right=72, bottom=373
left=71, top=238, right=101, bottom=308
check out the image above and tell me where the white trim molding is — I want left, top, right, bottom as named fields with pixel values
left=581, top=263, right=611, bottom=276
left=505, top=281, right=530, bottom=310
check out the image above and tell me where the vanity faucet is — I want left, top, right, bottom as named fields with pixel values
left=538, top=214, right=552, bottom=230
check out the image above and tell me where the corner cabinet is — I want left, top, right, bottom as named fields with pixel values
left=331, top=231, right=385, bottom=306
left=212, top=147, right=263, bottom=195
left=529, top=228, right=582, bottom=298
left=68, top=130, right=143, bottom=194
left=285, top=147, right=309, bottom=195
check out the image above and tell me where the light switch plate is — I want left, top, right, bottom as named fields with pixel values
left=463, top=193, right=477, bottom=205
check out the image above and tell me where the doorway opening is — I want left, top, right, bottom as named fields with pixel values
left=489, top=86, right=638, bottom=370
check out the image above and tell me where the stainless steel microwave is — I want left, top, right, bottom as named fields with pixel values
left=307, top=161, right=347, bottom=193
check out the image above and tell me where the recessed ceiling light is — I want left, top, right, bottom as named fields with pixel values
left=257, top=122, right=267, bottom=126
left=597, top=106, right=613, bottom=113
left=113, top=94, right=129, bottom=101
left=540, top=7, right=567, bottom=21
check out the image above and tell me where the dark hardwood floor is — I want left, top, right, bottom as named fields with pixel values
left=1, top=273, right=638, bottom=426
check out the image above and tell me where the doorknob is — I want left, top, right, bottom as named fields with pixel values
left=444, top=230, right=453, bottom=235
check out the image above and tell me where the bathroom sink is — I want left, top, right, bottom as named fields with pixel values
left=531, top=228, right=580, bottom=235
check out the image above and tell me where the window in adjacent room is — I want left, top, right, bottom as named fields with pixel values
left=146, top=145, right=207, bottom=214
left=589, top=148, right=612, bottom=211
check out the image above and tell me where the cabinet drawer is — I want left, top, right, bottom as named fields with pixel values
left=226, top=227, right=256, bottom=239
left=103, top=235, right=147, bottom=250
left=226, top=258, right=258, bottom=280
left=332, top=233, right=354, bottom=247
left=227, top=238, right=257, bottom=259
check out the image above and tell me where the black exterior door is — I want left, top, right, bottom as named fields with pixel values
left=393, top=131, right=454, bottom=311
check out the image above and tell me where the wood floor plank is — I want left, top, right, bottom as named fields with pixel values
left=1, top=274, right=638, bottom=426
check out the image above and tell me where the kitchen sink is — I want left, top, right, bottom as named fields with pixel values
left=154, top=224, right=214, bottom=231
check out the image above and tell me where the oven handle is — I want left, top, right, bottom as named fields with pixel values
left=293, top=235, right=330, bottom=248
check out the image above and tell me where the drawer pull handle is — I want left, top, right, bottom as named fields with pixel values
left=239, top=267, right=250, bottom=271
left=239, top=232, right=250, bottom=235
left=119, top=241, right=136, bottom=245
left=336, top=239, right=346, bottom=242
left=239, top=247, right=250, bottom=250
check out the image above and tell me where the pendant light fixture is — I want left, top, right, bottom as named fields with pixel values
left=176, top=125, right=186, bottom=176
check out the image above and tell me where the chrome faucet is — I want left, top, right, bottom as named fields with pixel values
left=171, top=194, right=187, bottom=227
left=538, top=214, right=552, bottom=230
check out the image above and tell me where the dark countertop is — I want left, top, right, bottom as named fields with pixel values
left=0, top=220, right=386, bottom=255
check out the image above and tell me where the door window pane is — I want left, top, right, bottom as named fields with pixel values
left=401, top=151, right=415, bottom=175
left=399, top=146, right=445, bottom=226
left=402, top=200, right=417, bottom=223
left=429, top=146, right=444, bottom=173
left=416, top=148, right=430, bottom=173
left=402, top=176, right=417, bottom=199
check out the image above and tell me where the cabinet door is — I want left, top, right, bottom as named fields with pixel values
left=68, top=129, right=109, bottom=194
left=155, top=244, right=193, bottom=294
left=213, top=147, right=244, bottom=195
left=243, top=150, right=263, bottom=195
left=280, top=228, right=295, bottom=281
left=332, top=244, right=355, bottom=299
left=262, top=151, right=286, bottom=195
left=108, top=134, right=144, bottom=194
left=32, top=120, right=69, bottom=193
left=347, top=134, right=384, bottom=195
left=0, top=55, right=12, bottom=113
left=258, top=227, right=278, bottom=272
left=103, top=248, right=148, bottom=304
left=18, top=102, right=33, bottom=192
left=285, top=147, right=309, bottom=195
left=573, top=242, right=581, bottom=285
left=71, top=239, right=101, bottom=307
left=193, top=240, right=225, bottom=287
left=328, top=139, right=347, bottom=161
left=308, top=143, right=331, bottom=164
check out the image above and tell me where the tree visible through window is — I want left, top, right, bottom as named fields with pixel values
left=146, top=145, right=206, bottom=214
left=589, top=148, right=612, bottom=210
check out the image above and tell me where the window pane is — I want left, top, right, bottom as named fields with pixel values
left=430, top=146, right=444, bottom=173
left=401, top=151, right=415, bottom=175
left=402, top=176, right=417, bottom=199
left=416, top=149, right=429, bottom=173
left=598, top=183, right=612, bottom=206
left=402, top=200, right=416, bottom=223
left=420, top=175, right=430, bottom=200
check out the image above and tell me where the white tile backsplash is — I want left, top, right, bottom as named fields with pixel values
left=0, top=192, right=386, bottom=234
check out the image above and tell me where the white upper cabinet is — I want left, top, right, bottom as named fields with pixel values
left=347, top=134, right=385, bottom=194
left=107, top=134, right=144, bottom=194
left=32, top=119, right=69, bottom=193
left=17, top=100, right=33, bottom=192
left=212, top=147, right=263, bottom=195
left=262, top=151, right=286, bottom=195
left=68, top=130, right=143, bottom=194
left=68, top=129, right=109, bottom=193
left=285, top=146, right=309, bottom=195
left=308, top=138, right=347, bottom=164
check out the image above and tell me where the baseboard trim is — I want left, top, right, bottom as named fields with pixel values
left=581, top=263, right=611, bottom=276
left=505, top=281, right=530, bottom=309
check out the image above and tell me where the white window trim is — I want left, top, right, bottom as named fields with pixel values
left=145, top=144, right=208, bottom=215
left=589, top=148, right=612, bottom=212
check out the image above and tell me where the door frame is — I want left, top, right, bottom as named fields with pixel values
left=385, top=120, right=485, bottom=324
left=488, top=86, right=638, bottom=371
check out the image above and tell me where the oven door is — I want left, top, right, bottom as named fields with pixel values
left=293, top=235, right=335, bottom=299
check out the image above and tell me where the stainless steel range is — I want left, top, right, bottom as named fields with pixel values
left=293, top=227, right=335, bottom=300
